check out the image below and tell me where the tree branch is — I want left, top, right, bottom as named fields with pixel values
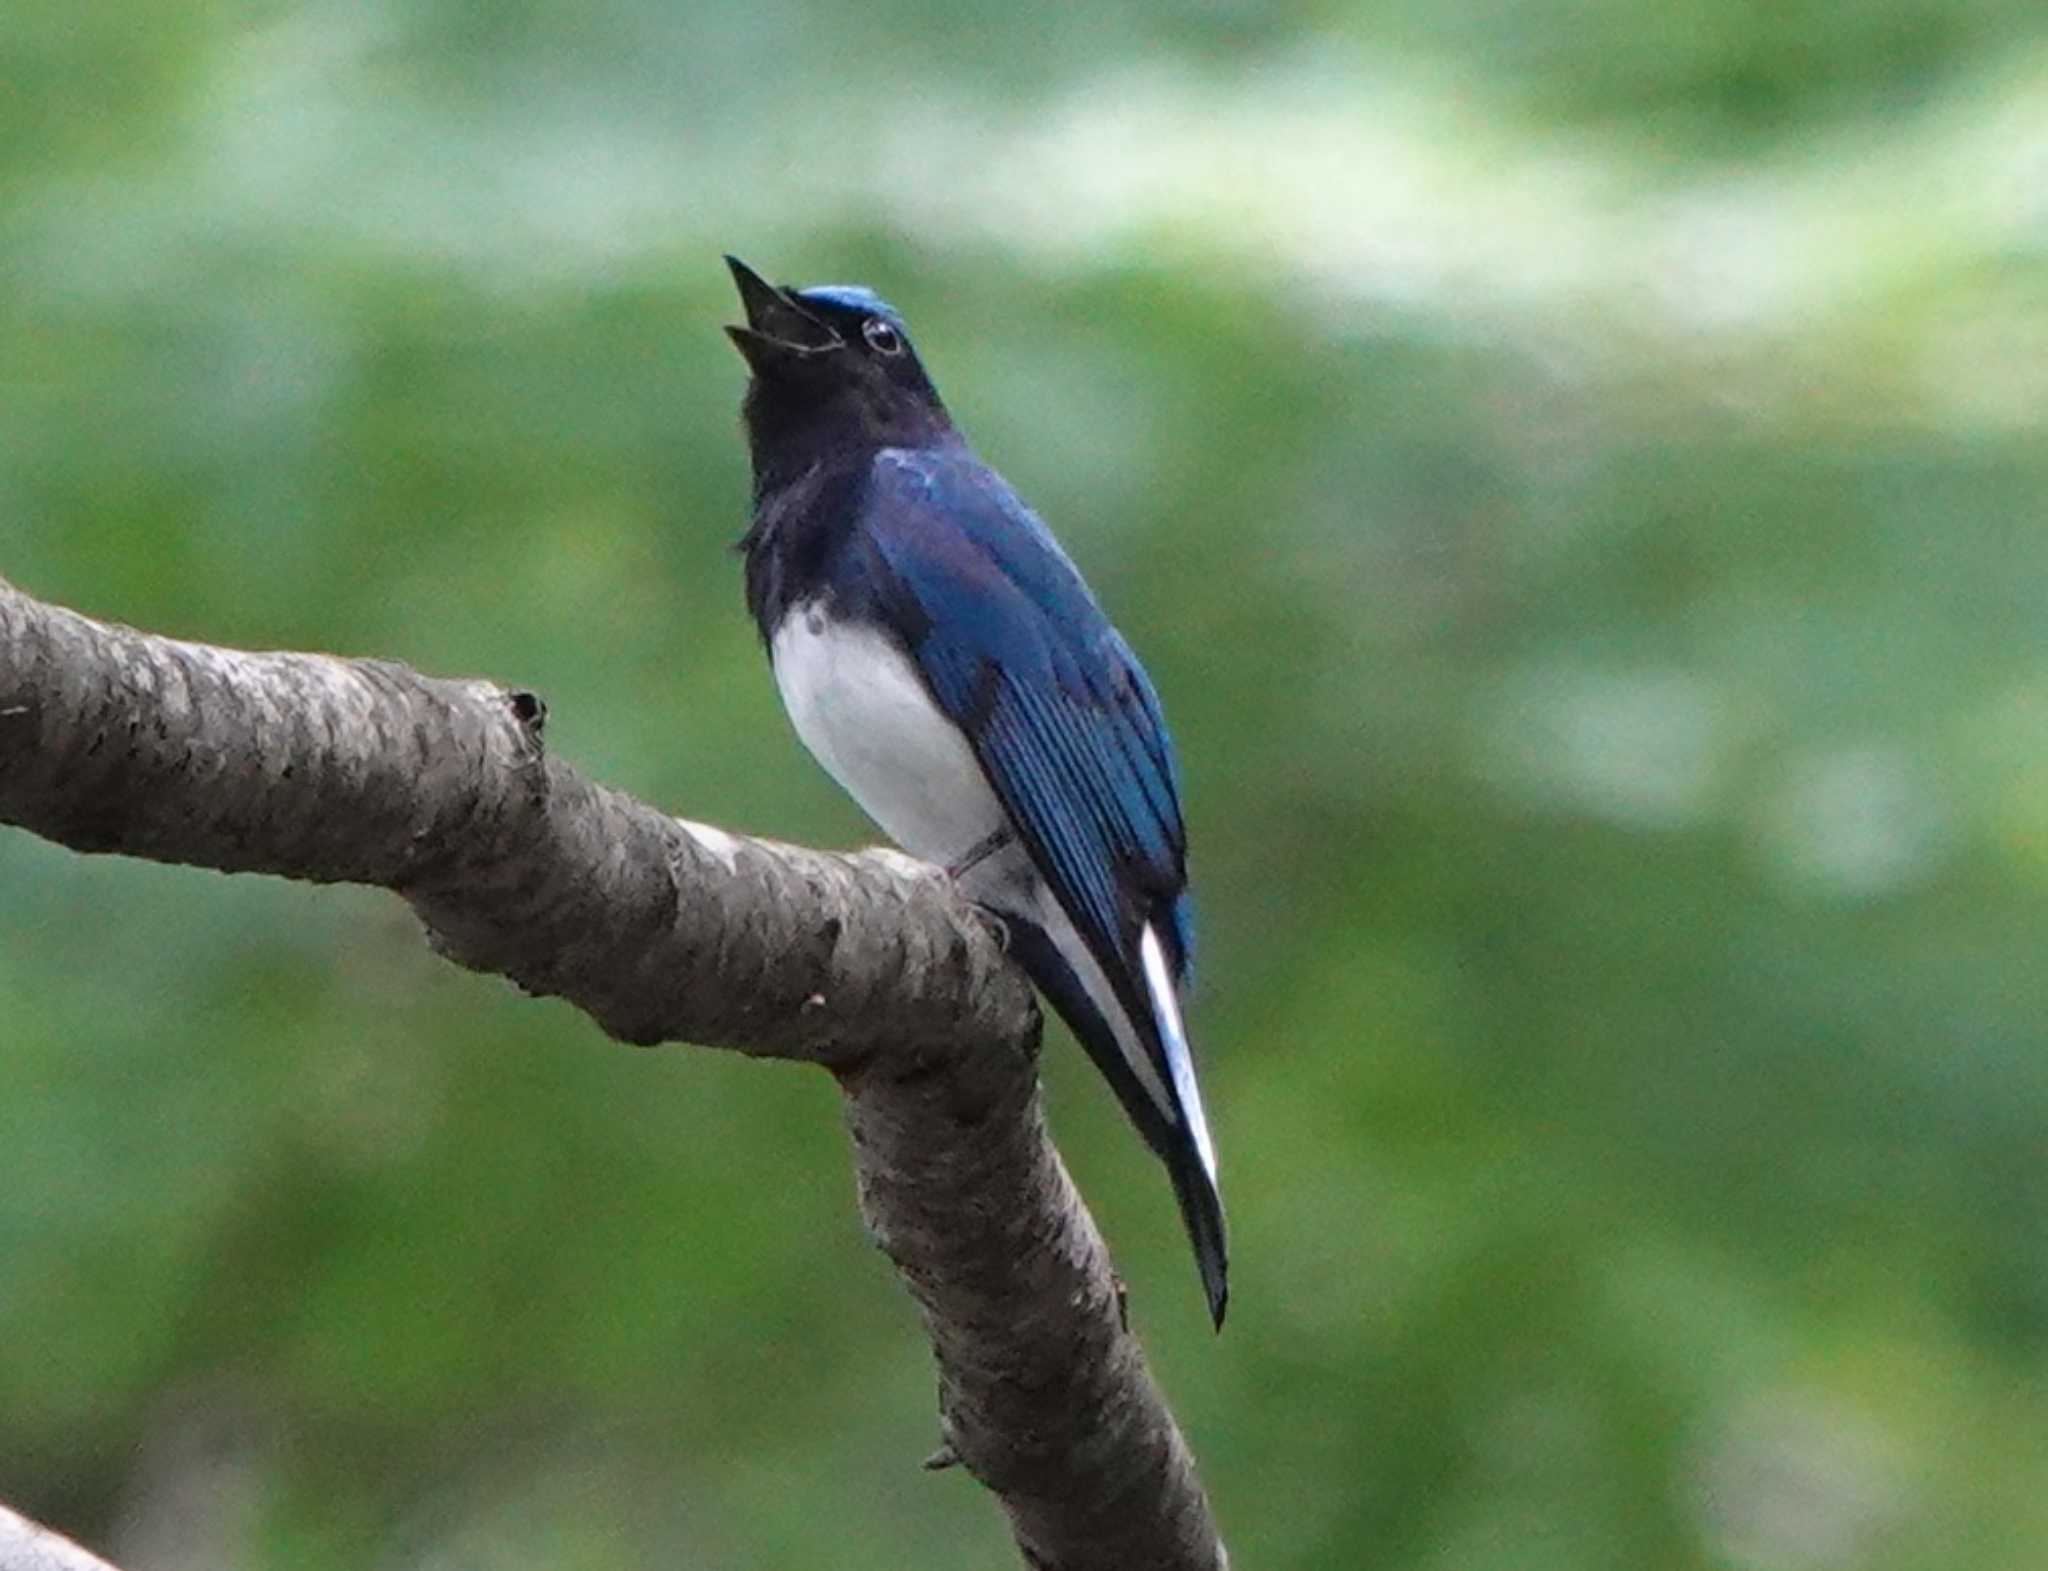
left=0, top=1508, right=122, bottom=1571
left=0, top=576, right=1226, bottom=1571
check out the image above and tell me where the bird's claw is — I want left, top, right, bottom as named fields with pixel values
left=943, top=826, right=1012, bottom=881
left=975, top=908, right=1013, bottom=953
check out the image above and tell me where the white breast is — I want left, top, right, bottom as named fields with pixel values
left=769, top=605, right=1006, bottom=868
left=774, top=607, right=1204, bottom=1152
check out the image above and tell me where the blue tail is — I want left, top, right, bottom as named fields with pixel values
left=1004, top=915, right=1229, bottom=1329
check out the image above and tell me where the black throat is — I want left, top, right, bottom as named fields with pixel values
left=739, top=370, right=950, bottom=503
left=737, top=362, right=958, bottom=639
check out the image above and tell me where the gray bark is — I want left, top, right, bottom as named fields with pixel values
left=0, top=576, right=1226, bottom=1571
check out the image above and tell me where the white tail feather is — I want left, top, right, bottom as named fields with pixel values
left=1139, top=923, right=1217, bottom=1185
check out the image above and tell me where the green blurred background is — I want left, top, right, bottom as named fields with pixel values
left=5, top=2, right=2048, bottom=1567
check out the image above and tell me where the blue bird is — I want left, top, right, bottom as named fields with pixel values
left=724, top=257, right=1227, bottom=1327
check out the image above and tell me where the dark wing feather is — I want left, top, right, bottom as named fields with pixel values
left=856, top=446, right=1226, bottom=1327
left=855, top=447, right=1190, bottom=992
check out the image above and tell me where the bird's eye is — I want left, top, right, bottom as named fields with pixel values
left=862, top=318, right=904, bottom=356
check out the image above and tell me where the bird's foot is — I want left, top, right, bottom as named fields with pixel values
left=944, top=826, right=1012, bottom=881
left=974, top=908, right=1013, bottom=954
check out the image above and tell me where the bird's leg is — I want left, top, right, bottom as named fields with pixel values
left=944, top=826, right=1012, bottom=881
left=974, top=908, right=1013, bottom=954
left=943, top=829, right=1017, bottom=954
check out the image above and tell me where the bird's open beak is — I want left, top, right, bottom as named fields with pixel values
left=725, top=255, right=840, bottom=365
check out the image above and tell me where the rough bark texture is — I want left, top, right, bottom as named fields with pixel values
left=0, top=576, right=1227, bottom=1571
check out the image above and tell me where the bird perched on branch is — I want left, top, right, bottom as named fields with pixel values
left=724, top=257, right=1228, bottom=1327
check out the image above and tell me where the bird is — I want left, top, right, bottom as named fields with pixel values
left=723, top=256, right=1227, bottom=1328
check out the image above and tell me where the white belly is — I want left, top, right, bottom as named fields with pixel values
left=773, top=605, right=1205, bottom=1157
left=769, top=605, right=1005, bottom=868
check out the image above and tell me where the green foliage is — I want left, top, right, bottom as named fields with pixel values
left=5, top=2, right=2047, bottom=1566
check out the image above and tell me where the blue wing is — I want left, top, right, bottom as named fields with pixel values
left=853, top=446, right=1192, bottom=989
left=850, top=444, right=1227, bottom=1326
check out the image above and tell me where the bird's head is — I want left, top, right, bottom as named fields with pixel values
left=725, top=256, right=952, bottom=481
